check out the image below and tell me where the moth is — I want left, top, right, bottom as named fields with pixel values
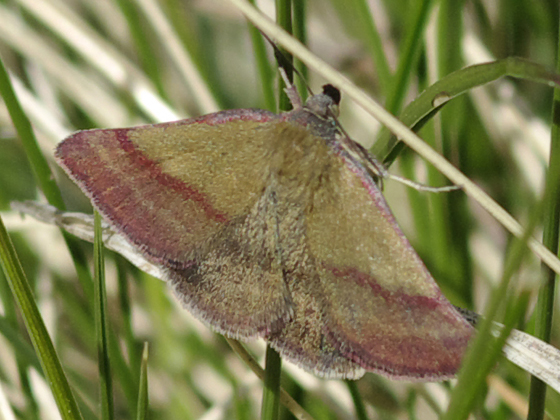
left=55, top=83, right=473, bottom=380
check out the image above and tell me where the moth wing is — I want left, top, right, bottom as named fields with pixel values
left=268, top=274, right=366, bottom=379
left=55, top=111, right=293, bottom=338
left=263, top=122, right=473, bottom=380
left=304, top=152, right=474, bottom=380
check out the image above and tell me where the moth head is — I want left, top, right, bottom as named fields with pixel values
left=304, top=84, right=341, bottom=119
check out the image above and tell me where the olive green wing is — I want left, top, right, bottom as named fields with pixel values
left=266, top=125, right=473, bottom=379
left=56, top=113, right=293, bottom=339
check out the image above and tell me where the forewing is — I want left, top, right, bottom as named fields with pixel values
left=55, top=111, right=293, bottom=338
left=305, top=152, right=474, bottom=380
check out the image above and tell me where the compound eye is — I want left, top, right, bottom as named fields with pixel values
left=322, top=84, right=341, bottom=105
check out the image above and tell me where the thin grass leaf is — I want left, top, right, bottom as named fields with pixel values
left=0, top=55, right=64, bottom=209
left=258, top=3, right=293, bottom=417
left=383, top=0, right=433, bottom=116
left=437, top=0, right=465, bottom=78
left=261, top=345, right=282, bottom=420
left=332, top=0, right=391, bottom=92
left=105, top=288, right=140, bottom=414
left=443, top=199, right=542, bottom=419
left=248, top=0, right=276, bottom=110
left=114, top=0, right=167, bottom=99
left=116, top=256, right=141, bottom=378
left=346, top=381, right=368, bottom=420
left=374, top=58, right=560, bottom=163
left=259, top=2, right=307, bottom=418
left=0, top=267, right=41, bottom=417
left=0, top=215, right=83, bottom=420
left=292, top=0, right=308, bottom=100
left=275, top=0, right=294, bottom=111
left=135, top=0, right=219, bottom=114
left=94, top=212, right=114, bottom=420
left=136, top=343, right=149, bottom=420
left=527, top=21, right=560, bottom=420
left=226, top=339, right=315, bottom=420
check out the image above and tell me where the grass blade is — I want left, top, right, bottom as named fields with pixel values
left=374, top=58, right=560, bottom=163
left=136, top=343, right=149, bottom=420
left=94, top=212, right=114, bottom=419
left=248, top=0, right=275, bottom=110
left=443, top=200, right=541, bottom=419
left=346, top=381, right=368, bottom=420
left=527, top=19, right=560, bottom=420
left=0, top=215, right=83, bottom=420
left=261, top=345, right=282, bottom=420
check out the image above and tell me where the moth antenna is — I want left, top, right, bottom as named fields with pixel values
left=327, top=107, right=458, bottom=194
left=385, top=172, right=462, bottom=193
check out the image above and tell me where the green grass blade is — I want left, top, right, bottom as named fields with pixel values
left=114, top=0, right=166, bottom=99
left=275, top=0, right=294, bottom=110
left=0, top=46, right=94, bottom=304
left=116, top=257, right=141, bottom=378
left=94, top=212, right=114, bottom=420
left=260, top=2, right=298, bottom=418
left=443, top=200, right=542, bottom=419
left=226, top=339, right=315, bottom=420
left=346, top=381, right=368, bottom=420
left=0, top=215, right=83, bottom=420
left=248, top=0, right=276, bottom=110
left=292, top=0, right=308, bottom=99
left=374, top=58, right=560, bottom=163
left=136, top=343, right=149, bottom=420
left=383, top=0, right=433, bottom=116
left=261, top=345, right=282, bottom=420
left=527, top=20, right=560, bottom=420
left=0, top=54, right=64, bottom=209
left=335, top=0, right=391, bottom=91
left=437, top=0, right=465, bottom=78
left=262, top=3, right=288, bottom=415
left=0, top=265, right=40, bottom=417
